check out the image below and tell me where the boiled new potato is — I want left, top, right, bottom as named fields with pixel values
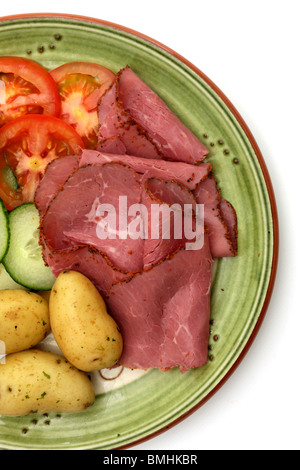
left=0, top=290, right=50, bottom=354
left=0, top=349, right=95, bottom=416
left=49, top=270, right=123, bottom=372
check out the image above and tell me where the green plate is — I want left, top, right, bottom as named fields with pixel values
left=0, top=13, right=278, bottom=450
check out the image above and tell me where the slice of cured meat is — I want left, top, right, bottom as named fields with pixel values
left=36, top=151, right=236, bottom=260
left=107, top=238, right=213, bottom=372
left=98, top=82, right=162, bottom=159
left=41, top=241, right=128, bottom=297
left=193, top=175, right=236, bottom=257
left=118, top=66, right=209, bottom=163
left=41, top=163, right=145, bottom=273
left=79, top=151, right=236, bottom=258
left=35, top=155, right=80, bottom=216
left=79, top=149, right=211, bottom=191
left=219, top=198, right=238, bottom=255
left=35, top=149, right=210, bottom=220
left=98, top=66, right=209, bottom=163
left=40, top=161, right=202, bottom=274
left=96, top=136, right=127, bottom=154
left=142, top=178, right=201, bottom=270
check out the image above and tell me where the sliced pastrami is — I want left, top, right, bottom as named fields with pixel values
left=107, top=238, right=213, bottom=372
left=193, top=175, right=235, bottom=257
left=220, top=198, right=238, bottom=255
left=79, top=149, right=211, bottom=191
left=142, top=178, right=201, bottom=270
left=96, top=135, right=127, bottom=154
left=117, top=66, right=209, bottom=163
left=98, top=82, right=162, bottom=159
left=40, top=238, right=129, bottom=298
left=97, top=67, right=209, bottom=163
left=40, top=160, right=203, bottom=275
left=34, top=155, right=80, bottom=216
left=41, top=163, right=145, bottom=273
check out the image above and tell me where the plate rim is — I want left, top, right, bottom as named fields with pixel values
left=0, top=12, right=279, bottom=450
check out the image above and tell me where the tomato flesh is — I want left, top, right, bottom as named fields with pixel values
left=0, top=56, right=61, bottom=127
left=0, top=114, right=84, bottom=210
left=51, top=62, right=115, bottom=149
left=0, top=72, right=44, bottom=126
left=58, top=73, right=100, bottom=148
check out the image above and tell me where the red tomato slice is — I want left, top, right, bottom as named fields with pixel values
left=0, top=114, right=84, bottom=210
left=0, top=56, right=61, bottom=127
left=50, top=62, right=115, bottom=149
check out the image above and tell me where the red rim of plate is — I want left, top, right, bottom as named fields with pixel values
left=0, top=12, right=279, bottom=450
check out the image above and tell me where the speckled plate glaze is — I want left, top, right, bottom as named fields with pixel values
left=0, top=14, right=278, bottom=450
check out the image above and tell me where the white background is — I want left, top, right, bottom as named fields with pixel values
left=0, top=0, right=299, bottom=451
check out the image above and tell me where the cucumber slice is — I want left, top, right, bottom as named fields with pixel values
left=0, top=199, right=9, bottom=262
left=3, top=203, right=56, bottom=290
left=2, top=165, right=18, bottom=191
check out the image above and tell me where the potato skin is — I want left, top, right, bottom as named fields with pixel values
left=0, top=349, right=95, bottom=416
left=49, top=270, right=123, bottom=372
left=0, top=290, right=50, bottom=354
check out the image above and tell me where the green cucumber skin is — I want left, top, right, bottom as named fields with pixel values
left=2, top=165, right=18, bottom=191
left=0, top=198, right=9, bottom=263
left=2, top=203, right=56, bottom=291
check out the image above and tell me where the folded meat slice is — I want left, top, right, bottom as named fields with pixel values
left=220, top=198, right=238, bottom=254
left=37, top=163, right=132, bottom=296
left=35, top=149, right=210, bottom=220
left=34, top=155, right=80, bottom=216
left=40, top=159, right=203, bottom=275
left=41, top=162, right=145, bottom=273
left=98, top=66, right=209, bottom=163
left=79, top=149, right=211, bottom=191
left=98, top=82, right=162, bottom=159
left=41, top=241, right=128, bottom=297
left=79, top=151, right=236, bottom=258
left=142, top=178, right=201, bottom=270
left=107, top=238, right=213, bottom=372
left=193, top=175, right=236, bottom=257
left=36, top=152, right=236, bottom=262
left=96, top=136, right=127, bottom=154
